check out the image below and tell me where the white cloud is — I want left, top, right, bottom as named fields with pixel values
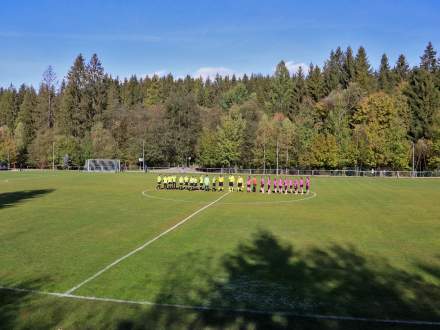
left=145, top=70, right=168, bottom=78
left=193, top=67, right=236, bottom=80
left=142, top=67, right=239, bottom=80
left=284, top=61, right=309, bottom=76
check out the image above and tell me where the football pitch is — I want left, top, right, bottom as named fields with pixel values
left=1, top=171, right=439, bottom=329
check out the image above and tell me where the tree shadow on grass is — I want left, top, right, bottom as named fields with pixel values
left=118, top=230, right=440, bottom=329
left=0, top=189, right=54, bottom=209
left=0, top=278, right=50, bottom=329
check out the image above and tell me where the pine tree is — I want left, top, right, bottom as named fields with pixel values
left=16, top=84, right=27, bottom=110
left=292, top=66, right=307, bottom=111
left=144, top=75, right=162, bottom=106
left=161, top=73, right=175, bottom=100
left=323, top=49, right=344, bottom=94
left=0, top=87, right=17, bottom=129
left=122, top=76, right=141, bottom=107
left=16, top=88, right=37, bottom=147
left=59, top=54, right=87, bottom=137
left=267, top=61, right=294, bottom=117
left=393, top=54, right=410, bottom=83
left=106, top=79, right=121, bottom=111
left=238, top=100, right=260, bottom=167
left=306, top=64, right=325, bottom=102
left=12, top=88, right=37, bottom=166
left=342, top=46, right=356, bottom=88
left=404, top=68, right=440, bottom=140
left=354, top=46, right=375, bottom=91
left=182, top=75, right=194, bottom=94
left=420, top=42, right=437, bottom=72
left=219, top=83, right=249, bottom=110
left=86, top=54, right=106, bottom=123
left=378, top=53, right=393, bottom=92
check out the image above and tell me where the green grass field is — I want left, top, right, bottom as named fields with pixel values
left=1, top=171, right=439, bottom=329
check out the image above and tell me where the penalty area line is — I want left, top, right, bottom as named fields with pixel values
left=1, top=286, right=439, bottom=326
left=64, top=191, right=231, bottom=295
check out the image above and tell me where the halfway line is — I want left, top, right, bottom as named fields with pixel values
left=64, top=191, right=231, bottom=295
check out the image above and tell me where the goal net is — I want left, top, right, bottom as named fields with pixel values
left=84, top=159, right=121, bottom=172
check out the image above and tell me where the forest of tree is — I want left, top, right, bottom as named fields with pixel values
left=1, top=43, right=440, bottom=171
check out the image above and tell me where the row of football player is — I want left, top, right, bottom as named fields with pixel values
left=156, top=175, right=311, bottom=194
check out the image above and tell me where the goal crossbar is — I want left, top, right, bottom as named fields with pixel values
left=84, top=159, right=121, bottom=172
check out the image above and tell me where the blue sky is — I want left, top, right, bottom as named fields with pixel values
left=1, top=0, right=439, bottom=87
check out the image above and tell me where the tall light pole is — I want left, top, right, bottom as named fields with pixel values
left=142, top=140, right=145, bottom=172
left=263, top=143, right=266, bottom=175
left=276, top=137, right=279, bottom=175
left=52, top=142, right=55, bottom=171
left=412, top=142, right=415, bottom=177
left=262, top=130, right=267, bottom=175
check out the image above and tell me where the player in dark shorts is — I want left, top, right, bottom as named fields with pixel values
left=184, top=176, right=189, bottom=190
left=306, top=176, right=311, bottom=194
left=219, top=175, right=224, bottom=191
left=228, top=175, right=235, bottom=192
left=252, top=176, right=257, bottom=192
left=237, top=176, right=243, bottom=192
left=212, top=176, right=217, bottom=191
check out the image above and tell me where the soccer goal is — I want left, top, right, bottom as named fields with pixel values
left=84, top=159, right=121, bottom=172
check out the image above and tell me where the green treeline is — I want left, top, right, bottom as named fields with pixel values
left=1, top=44, right=440, bottom=170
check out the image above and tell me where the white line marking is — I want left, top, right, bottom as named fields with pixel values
left=64, top=192, right=231, bottom=295
left=142, top=190, right=317, bottom=205
left=1, top=286, right=439, bottom=326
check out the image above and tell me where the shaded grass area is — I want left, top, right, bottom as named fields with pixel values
left=1, top=231, right=439, bottom=329
left=0, top=189, right=54, bottom=209
left=110, top=230, right=439, bottom=328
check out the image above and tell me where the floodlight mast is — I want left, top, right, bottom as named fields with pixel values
left=412, top=142, right=415, bottom=177
left=276, top=137, right=279, bottom=175
left=142, top=140, right=145, bottom=171
left=52, top=142, right=55, bottom=171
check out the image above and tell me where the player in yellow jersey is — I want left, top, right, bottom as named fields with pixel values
left=218, top=175, right=224, bottom=191
left=184, top=175, right=189, bottom=190
left=237, top=176, right=244, bottom=192
left=199, top=175, right=204, bottom=190
left=192, top=177, right=197, bottom=190
left=228, top=174, right=235, bottom=192
left=156, top=175, right=162, bottom=190
left=212, top=175, right=217, bottom=191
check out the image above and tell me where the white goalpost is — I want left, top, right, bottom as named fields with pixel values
left=84, top=159, right=121, bottom=172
